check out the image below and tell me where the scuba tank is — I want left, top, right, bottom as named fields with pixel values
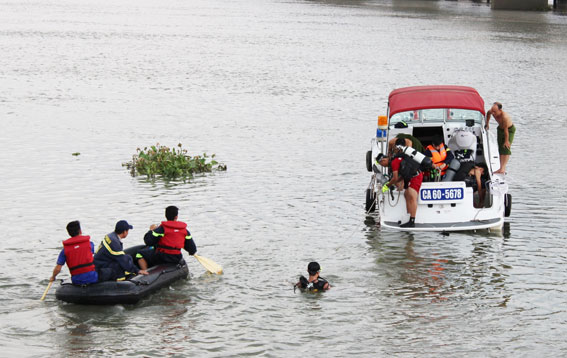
left=396, top=145, right=433, bottom=171
left=442, top=159, right=461, bottom=182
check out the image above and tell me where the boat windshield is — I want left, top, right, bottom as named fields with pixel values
left=389, top=108, right=484, bottom=125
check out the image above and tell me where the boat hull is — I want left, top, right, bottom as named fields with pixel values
left=381, top=218, right=503, bottom=232
left=377, top=181, right=506, bottom=232
left=366, top=86, right=510, bottom=232
left=55, top=245, right=189, bottom=305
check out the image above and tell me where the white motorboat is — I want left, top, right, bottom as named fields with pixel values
left=365, top=86, right=511, bottom=231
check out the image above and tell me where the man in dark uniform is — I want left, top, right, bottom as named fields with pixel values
left=94, top=220, right=148, bottom=281
left=136, top=206, right=197, bottom=269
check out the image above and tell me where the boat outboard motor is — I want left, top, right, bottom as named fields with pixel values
left=396, top=145, right=433, bottom=171
left=442, top=159, right=461, bottom=182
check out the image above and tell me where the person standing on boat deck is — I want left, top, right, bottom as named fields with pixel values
left=136, top=206, right=197, bottom=269
left=424, top=135, right=454, bottom=179
left=50, top=221, right=99, bottom=284
left=382, top=138, right=424, bottom=228
left=485, top=102, right=515, bottom=174
left=94, top=220, right=149, bottom=282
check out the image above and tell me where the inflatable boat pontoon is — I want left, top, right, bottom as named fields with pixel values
left=55, top=245, right=188, bottom=305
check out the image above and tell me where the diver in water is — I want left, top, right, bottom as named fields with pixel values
left=294, top=262, right=330, bottom=292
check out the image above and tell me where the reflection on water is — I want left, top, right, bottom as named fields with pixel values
left=402, top=240, right=449, bottom=302
left=155, top=301, right=191, bottom=354
left=502, top=221, right=511, bottom=238
left=364, top=225, right=511, bottom=307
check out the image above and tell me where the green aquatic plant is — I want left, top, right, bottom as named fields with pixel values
left=123, top=143, right=226, bottom=179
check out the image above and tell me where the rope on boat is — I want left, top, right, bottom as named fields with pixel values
left=387, top=189, right=402, bottom=207
left=334, top=189, right=379, bottom=252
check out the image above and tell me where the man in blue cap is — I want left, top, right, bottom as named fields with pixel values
left=94, top=220, right=148, bottom=282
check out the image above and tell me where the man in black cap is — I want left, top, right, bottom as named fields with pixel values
left=136, top=206, right=197, bottom=270
left=94, top=220, right=149, bottom=282
left=294, top=261, right=330, bottom=292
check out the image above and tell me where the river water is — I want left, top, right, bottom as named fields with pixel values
left=1, top=0, right=567, bottom=356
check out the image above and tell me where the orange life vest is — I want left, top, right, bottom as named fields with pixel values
left=157, top=221, right=187, bottom=255
left=426, top=144, right=448, bottom=175
left=62, top=235, right=95, bottom=276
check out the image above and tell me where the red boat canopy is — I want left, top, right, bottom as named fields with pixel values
left=388, top=86, right=485, bottom=117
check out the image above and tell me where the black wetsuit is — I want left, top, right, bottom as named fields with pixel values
left=296, top=276, right=329, bottom=292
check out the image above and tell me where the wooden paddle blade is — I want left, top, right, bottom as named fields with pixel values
left=40, top=281, right=53, bottom=301
left=194, top=254, right=223, bottom=274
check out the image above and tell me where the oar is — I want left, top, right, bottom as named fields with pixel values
left=194, top=254, right=223, bottom=274
left=40, top=281, right=53, bottom=301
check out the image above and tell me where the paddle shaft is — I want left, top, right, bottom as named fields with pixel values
left=40, top=281, right=53, bottom=301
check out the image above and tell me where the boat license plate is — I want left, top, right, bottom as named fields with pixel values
left=419, top=187, right=464, bottom=203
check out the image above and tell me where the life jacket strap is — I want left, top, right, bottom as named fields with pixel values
left=69, top=262, right=94, bottom=271
left=157, top=244, right=182, bottom=251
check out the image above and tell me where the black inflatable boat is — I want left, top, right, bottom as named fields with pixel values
left=55, top=245, right=188, bottom=305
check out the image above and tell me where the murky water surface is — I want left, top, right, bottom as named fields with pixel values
left=1, top=0, right=567, bottom=356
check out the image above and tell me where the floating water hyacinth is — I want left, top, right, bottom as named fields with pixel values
left=123, top=143, right=226, bottom=179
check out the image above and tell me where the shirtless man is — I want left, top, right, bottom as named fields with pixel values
left=485, top=102, right=515, bottom=174
left=387, top=133, right=424, bottom=155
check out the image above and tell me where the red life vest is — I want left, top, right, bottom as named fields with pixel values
left=426, top=143, right=448, bottom=175
left=157, top=221, right=187, bottom=255
left=63, top=235, right=95, bottom=276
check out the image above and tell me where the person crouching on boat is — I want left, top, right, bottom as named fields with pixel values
left=94, top=220, right=149, bottom=281
left=294, top=262, right=330, bottom=292
left=50, top=221, right=99, bottom=285
left=424, top=135, right=454, bottom=181
left=382, top=138, right=424, bottom=228
left=136, top=206, right=197, bottom=269
left=387, top=133, right=425, bottom=156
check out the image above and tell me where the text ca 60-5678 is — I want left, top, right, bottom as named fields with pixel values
left=420, top=188, right=464, bottom=201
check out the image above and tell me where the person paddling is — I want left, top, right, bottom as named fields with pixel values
left=294, top=262, right=330, bottom=292
left=50, top=221, right=99, bottom=285
left=136, top=206, right=197, bottom=269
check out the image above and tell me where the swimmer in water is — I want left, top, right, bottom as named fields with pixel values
left=294, top=261, right=330, bottom=292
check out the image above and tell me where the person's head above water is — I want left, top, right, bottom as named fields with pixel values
left=294, top=261, right=330, bottom=292
left=307, top=262, right=321, bottom=276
